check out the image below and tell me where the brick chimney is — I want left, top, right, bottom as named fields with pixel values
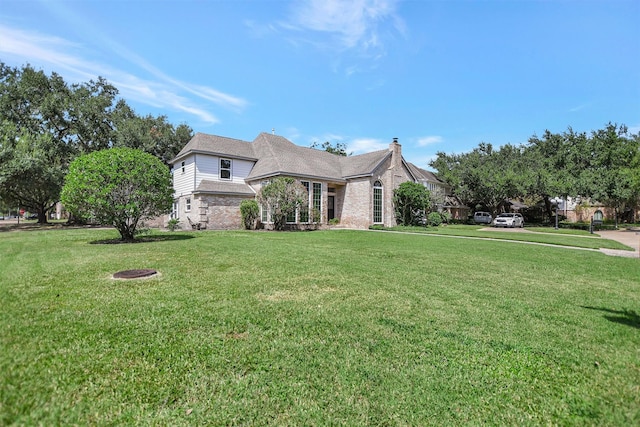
left=389, top=137, right=402, bottom=169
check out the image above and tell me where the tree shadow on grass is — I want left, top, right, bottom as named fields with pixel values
left=89, top=234, right=196, bottom=245
left=582, top=306, right=640, bottom=329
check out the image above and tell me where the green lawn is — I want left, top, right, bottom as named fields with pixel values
left=1, top=228, right=639, bottom=425
left=377, top=224, right=633, bottom=251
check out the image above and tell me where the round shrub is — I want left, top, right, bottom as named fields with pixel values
left=428, top=212, right=443, bottom=227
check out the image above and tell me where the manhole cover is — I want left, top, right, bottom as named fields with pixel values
left=113, top=269, right=158, bottom=279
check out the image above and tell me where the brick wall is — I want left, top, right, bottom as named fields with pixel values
left=339, top=149, right=415, bottom=228
left=341, top=179, right=372, bottom=228
left=198, top=194, right=254, bottom=230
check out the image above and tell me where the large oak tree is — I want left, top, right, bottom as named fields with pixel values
left=0, top=62, right=192, bottom=223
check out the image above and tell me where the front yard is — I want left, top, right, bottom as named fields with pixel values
left=1, top=228, right=638, bottom=425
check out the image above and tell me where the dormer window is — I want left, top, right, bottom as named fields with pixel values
left=220, top=158, right=231, bottom=180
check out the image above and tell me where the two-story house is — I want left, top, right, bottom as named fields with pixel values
left=170, top=132, right=452, bottom=229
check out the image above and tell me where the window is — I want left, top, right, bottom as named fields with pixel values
left=220, top=158, right=231, bottom=180
left=261, top=204, right=268, bottom=223
left=185, top=197, right=191, bottom=212
left=313, top=183, right=322, bottom=221
left=373, top=180, right=383, bottom=223
left=181, top=161, right=185, bottom=174
left=171, top=200, right=178, bottom=219
left=300, top=181, right=310, bottom=222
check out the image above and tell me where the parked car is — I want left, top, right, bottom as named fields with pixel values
left=473, top=211, right=493, bottom=224
left=493, top=213, right=524, bottom=228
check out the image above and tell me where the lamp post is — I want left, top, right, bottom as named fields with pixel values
left=550, top=197, right=562, bottom=230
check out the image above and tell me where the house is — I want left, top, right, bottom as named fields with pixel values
left=169, top=132, right=452, bottom=229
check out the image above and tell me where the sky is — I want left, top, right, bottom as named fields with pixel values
left=1, top=0, right=639, bottom=169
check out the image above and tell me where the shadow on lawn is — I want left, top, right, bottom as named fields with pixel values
left=90, top=234, right=195, bottom=245
left=582, top=306, right=640, bottom=329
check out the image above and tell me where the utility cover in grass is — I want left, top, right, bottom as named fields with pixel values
left=112, top=269, right=158, bottom=279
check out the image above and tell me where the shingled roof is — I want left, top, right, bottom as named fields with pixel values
left=407, top=163, right=449, bottom=188
left=195, top=180, right=255, bottom=195
left=172, top=133, right=257, bottom=162
left=172, top=132, right=396, bottom=182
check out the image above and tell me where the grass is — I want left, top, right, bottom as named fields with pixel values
left=376, top=224, right=633, bottom=251
left=1, top=227, right=639, bottom=425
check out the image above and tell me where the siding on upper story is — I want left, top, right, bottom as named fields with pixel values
left=194, top=155, right=255, bottom=188
left=172, top=155, right=196, bottom=197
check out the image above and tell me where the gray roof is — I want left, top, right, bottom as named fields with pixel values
left=340, top=149, right=391, bottom=178
left=407, top=163, right=445, bottom=185
left=172, top=133, right=257, bottom=163
left=444, top=195, right=466, bottom=208
left=173, top=131, right=402, bottom=183
left=247, top=133, right=346, bottom=181
left=195, top=180, right=255, bottom=195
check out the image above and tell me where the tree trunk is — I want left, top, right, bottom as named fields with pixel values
left=37, top=210, right=48, bottom=224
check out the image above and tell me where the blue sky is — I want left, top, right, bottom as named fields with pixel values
left=1, top=0, right=638, bottom=169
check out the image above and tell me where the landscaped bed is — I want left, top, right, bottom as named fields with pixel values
left=1, top=228, right=638, bottom=425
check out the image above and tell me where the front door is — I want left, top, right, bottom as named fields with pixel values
left=327, top=196, right=335, bottom=221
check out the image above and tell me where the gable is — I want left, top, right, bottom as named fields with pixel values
left=171, top=132, right=436, bottom=188
left=171, top=133, right=257, bottom=164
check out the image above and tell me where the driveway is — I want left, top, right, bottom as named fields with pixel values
left=597, top=228, right=640, bottom=258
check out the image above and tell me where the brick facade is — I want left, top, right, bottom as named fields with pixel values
left=168, top=133, right=450, bottom=230
left=198, top=194, right=254, bottom=230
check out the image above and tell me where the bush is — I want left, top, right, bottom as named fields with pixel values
left=256, top=177, right=307, bottom=231
left=167, top=218, right=180, bottom=231
left=393, top=182, right=431, bottom=226
left=240, top=199, right=259, bottom=230
left=61, top=148, right=173, bottom=241
left=428, top=212, right=443, bottom=227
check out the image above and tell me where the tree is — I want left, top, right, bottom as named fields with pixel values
left=310, top=141, right=351, bottom=156
left=523, top=124, right=640, bottom=224
left=240, top=199, right=259, bottom=230
left=112, top=102, right=193, bottom=165
left=0, top=63, right=193, bottom=223
left=61, top=148, right=173, bottom=241
left=256, top=177, right=308, bottom=230
left=393, top=181, right=431, bottom=226
left=585, top=123, right=640, bottom=227
left=430, top=143, right=525, bottom=214
left=0, top=63, right=120, bottom=223
left=0, top=122, right=67, bottom=223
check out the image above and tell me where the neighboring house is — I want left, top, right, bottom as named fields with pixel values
left=170, top=132, right=452, bottom=229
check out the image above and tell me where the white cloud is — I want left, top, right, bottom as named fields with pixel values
left=416, top=135, right=444, bottom=147
left=627, top=124, right=640, bottom=135
left=309, top=133, right=346, bottom=144
left=291, top=0, right=395, bottom=49
left=568, top=103, right=591, bottom=113
left=347, top=137, right=389, bottom=153
left=285, top=0, right=404, bottom=61
left=411, top=154, right=439, bottom=170
left=0, top=23, right=246, bottom=125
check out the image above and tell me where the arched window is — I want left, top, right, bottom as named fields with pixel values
left=373, top=180, right=383, bottom=224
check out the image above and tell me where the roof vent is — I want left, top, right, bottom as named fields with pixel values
left=393, top=137, right=399, bottom=144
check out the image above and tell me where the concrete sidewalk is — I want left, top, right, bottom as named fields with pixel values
left=597, top=228, right=640, bottom=258
left=478, top=226, right=639, bottom=258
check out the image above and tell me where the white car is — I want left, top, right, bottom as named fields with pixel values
left=492, top=213, right=524, bottom=228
